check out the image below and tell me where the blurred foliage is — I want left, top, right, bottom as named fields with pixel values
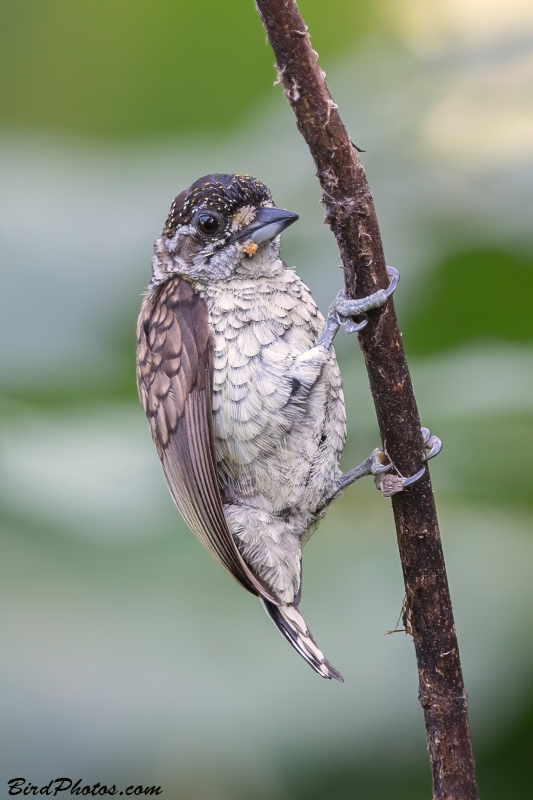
left=0, top=0, right=377, bottom=138
left=278, top=697, right=533, bottom=800
left=277, top=696, right=533, bottom=800
left=435, top=412, right=533, bottom=509
left=284, top=759, right=432, bottom=800
left=477, top=694, right=533, bottom=800
left=404, top=249, right=533, bottom=356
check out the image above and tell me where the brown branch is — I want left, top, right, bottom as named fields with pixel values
left=254, top=2, right=478, bottom=798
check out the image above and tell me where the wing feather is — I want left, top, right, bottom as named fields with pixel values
left=137, top=275, right=278, bottom=603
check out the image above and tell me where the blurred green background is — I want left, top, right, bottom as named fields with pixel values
left=1, top=0, right=532, bottom=797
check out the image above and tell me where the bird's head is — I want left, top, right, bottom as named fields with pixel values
left=152, top=173, right=298, bottom=283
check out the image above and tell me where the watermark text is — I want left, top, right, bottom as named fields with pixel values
left=7, top=779, right=162, bottom=797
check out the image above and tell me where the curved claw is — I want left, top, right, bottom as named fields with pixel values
left=421, top=426, right=431, bottom=444
left=421, top=427, right=442, bottom=461
left=424, top=437, right=442, bottom=461
left=373, top=461, right=394, bottom=475
left=345, top=318, right=368, bottom=334
left=384, top=266, right=400, bottom=298
left=401, top=466, right=426, bottom=488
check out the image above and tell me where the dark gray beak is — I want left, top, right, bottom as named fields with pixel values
left=230, top=206, right=299, bottom=245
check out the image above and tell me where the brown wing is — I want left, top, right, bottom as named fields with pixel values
left=137, top=275, right=278, bottom=603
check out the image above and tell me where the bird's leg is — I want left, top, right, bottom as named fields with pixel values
left=316, top=308, right=343, bottom=350
left=321, top=266, right=400, bottom=343
left=323, top=426, right=442, bottom=504
left=321, top=448, right=393, bottom=506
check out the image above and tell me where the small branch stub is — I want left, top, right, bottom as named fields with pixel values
left=254, top=1, right=478, bottom=798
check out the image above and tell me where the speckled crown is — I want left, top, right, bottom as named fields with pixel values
left=163, top=174, right=273, bottom=237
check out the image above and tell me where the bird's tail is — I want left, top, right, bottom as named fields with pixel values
left=261, top=599, right=344, bottom=682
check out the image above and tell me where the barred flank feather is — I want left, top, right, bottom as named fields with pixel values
left=261, top=599, right=344, bottom=682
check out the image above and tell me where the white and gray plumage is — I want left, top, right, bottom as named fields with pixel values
left=137, top=174, right=438, bottom=681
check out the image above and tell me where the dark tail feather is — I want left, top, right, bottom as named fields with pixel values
left=261, top=599, right=344, bottom=682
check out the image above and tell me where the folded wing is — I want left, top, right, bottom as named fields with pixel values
left=137, top=276, right=278, bottom=603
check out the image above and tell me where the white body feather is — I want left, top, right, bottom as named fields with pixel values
left=201, top=257, right=346, bottom=604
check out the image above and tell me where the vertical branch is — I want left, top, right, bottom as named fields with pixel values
left=254, top=1, right=478, bottom=798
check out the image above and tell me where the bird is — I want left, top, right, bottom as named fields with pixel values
left=136, top=173, right=441, bottom=681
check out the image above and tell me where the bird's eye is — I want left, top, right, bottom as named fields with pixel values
left=196, top=213, right=220, bottom=236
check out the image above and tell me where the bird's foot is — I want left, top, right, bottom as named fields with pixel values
left=332, top=266, right=400, bottom=334
left=321, top=427, right=437, bottom=508
left=327, top=448, right=392, bottom=499
left=317, top=267, right=399, bottom=350
left=373, top=426, right=442, bottom=497
left=369, top=446, right=424, bottom=498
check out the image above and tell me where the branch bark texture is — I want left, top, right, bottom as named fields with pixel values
left=254, top=2, right=478, bottom=797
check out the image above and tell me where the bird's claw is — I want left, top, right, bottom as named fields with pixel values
left=384, top=265, right=400, bottom=298
left=331, top=266, right=399, bottom=332
left=344, top=318, right=368, bottom=334
left=421, top=426, right=442, bottom=461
